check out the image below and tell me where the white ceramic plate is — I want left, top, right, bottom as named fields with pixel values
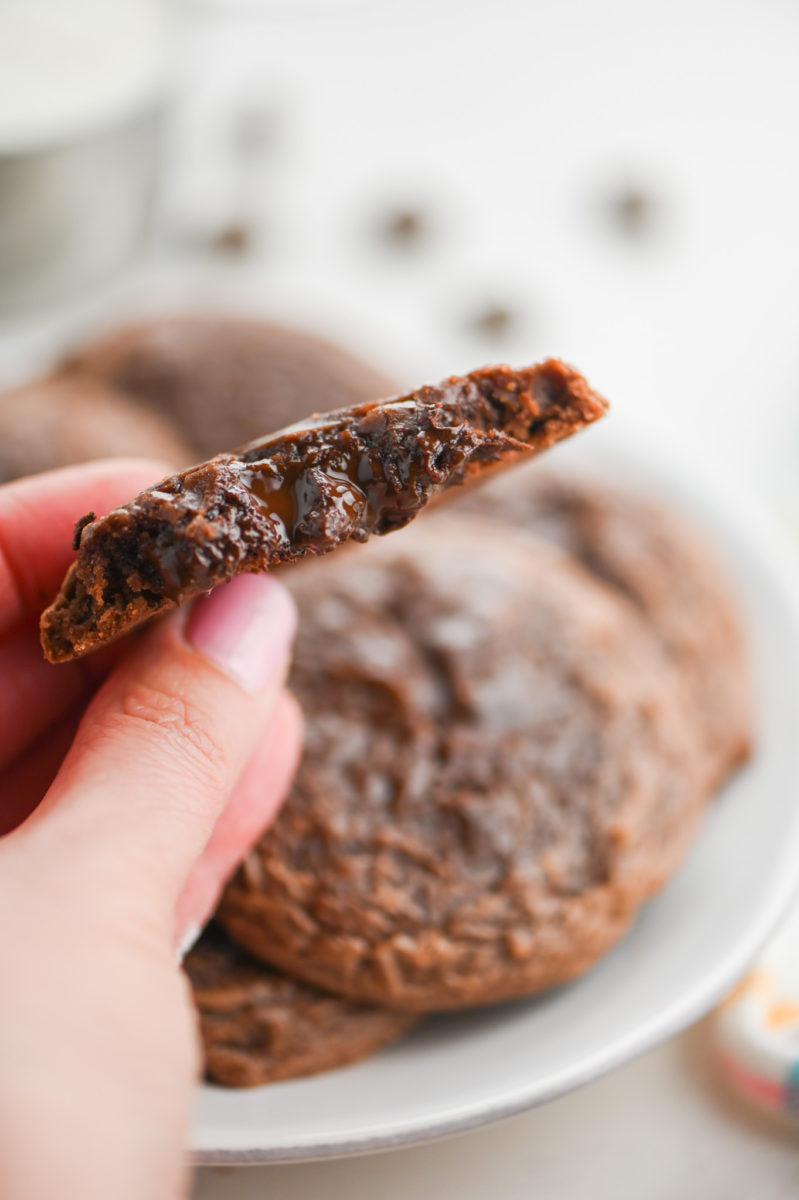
left=191, top=429, right=799, bottom=1164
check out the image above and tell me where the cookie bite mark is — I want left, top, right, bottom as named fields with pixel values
left=40, top=360, right=607, bottom=662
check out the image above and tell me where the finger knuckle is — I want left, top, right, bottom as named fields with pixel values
left=109, top=682, right=230, bottom=790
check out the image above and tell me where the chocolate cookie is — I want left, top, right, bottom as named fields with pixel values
left=59, top=316, right=398, bottom=457
left=461, top=469, right=752, bottom=790
left=40, top=360, right=607, bottom=662
left=0, top=377, right=192, bottom=484
left=184, top=926, right=417, bottom=1088
left=218, top=519, right=708, bottom=1012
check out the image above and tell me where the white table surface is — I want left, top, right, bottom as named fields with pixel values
left=3, top=0, right=799, bottom=1194
left=194, top=1021, right=799, bottom=1200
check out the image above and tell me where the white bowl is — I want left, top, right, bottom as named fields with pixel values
left=0, top=1, right=170, bottom=315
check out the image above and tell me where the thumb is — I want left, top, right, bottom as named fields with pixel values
left=28, top=573, right=297, bottom=934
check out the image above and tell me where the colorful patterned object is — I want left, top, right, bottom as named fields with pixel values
left=714, top=902, right=799, bottom=1120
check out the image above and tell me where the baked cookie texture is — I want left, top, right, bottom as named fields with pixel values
left=40, top=360, right=607, bottom=662
left=59, top=316, right=398, bottom=457
left=218, top=519, right=709, bottom=1012
left=0, top=317, right=395, bottom=483
left=0, top=377, right=193, bottom=484
left=184, top=926, right=417, bottom=1087
left=461, top=468, right=753, bottom=790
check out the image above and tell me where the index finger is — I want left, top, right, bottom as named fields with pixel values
left=0, top=459, right=172, bottom=637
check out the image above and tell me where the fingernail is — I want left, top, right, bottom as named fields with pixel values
left=187, top=574, right=297, bottom=694
left=176, top=921, right=202, bottom=963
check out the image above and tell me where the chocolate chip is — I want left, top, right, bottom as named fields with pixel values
left=605, top=183, right=658, bottom=237
left=467, top=304, right=517, bottom=340
left=208, top=223, right=253, bottom=257
left=378, top=208, right=428, bottom=250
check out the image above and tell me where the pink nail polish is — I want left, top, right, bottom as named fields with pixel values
left=187, top=574, right=297, bottom=693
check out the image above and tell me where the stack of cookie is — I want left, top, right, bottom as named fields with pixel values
left=4, top=317, right=752, bottom=1086
left=0, top=316, right=395, bottom=482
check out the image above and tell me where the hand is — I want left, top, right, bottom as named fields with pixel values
left=0, top=461, right=302, bottom=1200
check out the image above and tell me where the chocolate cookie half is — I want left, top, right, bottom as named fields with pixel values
left=218, top=519, right=708, bottom=1012
left=185, top=926, right=417, bottom=1087
left=40, top=359, right=607, bottom=662
left=59, top=316, right=398, bottom=457
left=462, top=469, right=752, bottom=790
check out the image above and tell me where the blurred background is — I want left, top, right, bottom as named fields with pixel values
left=2, top=0, right=799, bottom=510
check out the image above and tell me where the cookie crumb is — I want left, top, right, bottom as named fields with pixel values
left=73, top=512, right=95, bottom=550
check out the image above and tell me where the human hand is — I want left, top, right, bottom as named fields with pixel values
left=0, top=461, right=302, bottom=1200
